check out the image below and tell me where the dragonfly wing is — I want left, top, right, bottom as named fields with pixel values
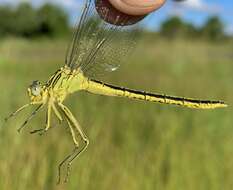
left=65, top=0, right=140, bottom=78
left=65, top=0, right=92, bottom=69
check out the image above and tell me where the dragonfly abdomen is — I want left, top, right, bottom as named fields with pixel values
left=85, top=79, right=227, bottom=109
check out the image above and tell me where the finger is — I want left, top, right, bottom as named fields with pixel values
left=109, top=0, right=166, bottom=16
left=96, top=0, right=146, bottom=26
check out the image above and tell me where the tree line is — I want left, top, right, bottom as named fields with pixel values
left=0, top=3, right=69, bottom=37
left=160, top=16, right=225, bottom=41
left=0, top=3, right=227, bottom=41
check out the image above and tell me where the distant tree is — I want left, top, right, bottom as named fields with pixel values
left=0, top=3, right=69, bottom=38
left=160, top=16, right=189, bottom=38
left=201, top=16, right=224, bottom=41
left=185, top=23, right=200, bottom=38
left=14, top=3, right=39, bottom=37
left=37, top=3, right=69, bottom=37
left=0, top=6, right=14, bottom=36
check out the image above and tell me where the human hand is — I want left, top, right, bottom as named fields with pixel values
left=96, top=0, right=166, bottom=25
left=109, top=0, right=166, bottom=15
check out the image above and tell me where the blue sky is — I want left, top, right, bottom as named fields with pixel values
left=0, top=0, right=232, bottom=34
left=148, top=0, right=233, bottom=34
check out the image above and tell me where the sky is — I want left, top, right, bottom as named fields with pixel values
left=0, top=0, right=232, bottom=34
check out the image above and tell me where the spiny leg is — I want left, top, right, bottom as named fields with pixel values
left=30, top=103, right=52, bottom=135
left=57, top=148, right=80, bottom=185
left=58, top=103, right=89, bottom=182
left=58, top=103, right=88, bottom=141
left=57, top=118, right=84, bottom=184
left=66, top=118, right=79, bottom=146
left=45, top=103, right=52, bottom=131
left=65, top=117, right=89, bottom=172
left=17, top=104, right=43, bottom=133
left=65, top=146, right=87, bottom=183
left=52, top=103, right=63, bottom=123
left=31, top=103, right=63, bottom=135
left=64, top=139, right=89, bottom=183
left=5, top=104, right=30, bottom=122
left=63, top=116, right=87, bottom=183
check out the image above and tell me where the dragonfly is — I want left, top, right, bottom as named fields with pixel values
left=5, top=0, right=227, bottom=183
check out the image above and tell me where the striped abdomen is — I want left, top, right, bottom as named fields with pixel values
left=84, top=79, right=227, bottom=109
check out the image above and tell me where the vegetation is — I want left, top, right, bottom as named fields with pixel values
left=0, top=37, right=232, bottom=190
left=201, top=16, right=224, bottom=41
left=160, top=16, right=197, bottom=39
left=0, top=2, right=229, bottom=41
left=0, top=2, right=232, bottom=189
left=0, top=3, right=69, bottom=37
left=160, top=16, right=226, bottom=41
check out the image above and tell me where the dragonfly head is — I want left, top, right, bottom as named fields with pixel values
left=28, top=80, right=47, bottom=104
left=5, top=80, right=47, bottom=123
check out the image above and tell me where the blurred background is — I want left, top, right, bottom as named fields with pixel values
left=0, top=0, right=232, bottom=189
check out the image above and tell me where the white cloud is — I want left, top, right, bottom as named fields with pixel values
left=37, top=0, right=81, bottom=9
left=225, top=24, right=233, bottom=36
left=182, top=0, right=204, bottom=9
left=172, top=0, right=221, bottom=14
left=0, top=0, right=82, bottom=9
left=0, top=0, right=26, bottom=5
left=0, top=0, right=83, bottom=24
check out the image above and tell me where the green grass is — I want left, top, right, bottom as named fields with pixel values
left=0, top=37, right=233, bottom=190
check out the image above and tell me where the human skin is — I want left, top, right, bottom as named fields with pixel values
left=109, top=0, right=166, bottom=15
left=95, top=0, right=166, bottom=26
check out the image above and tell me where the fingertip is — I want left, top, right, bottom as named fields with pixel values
left=109, top=0, right=166, bottom=16
left=95, top=0, right=146, bottom=26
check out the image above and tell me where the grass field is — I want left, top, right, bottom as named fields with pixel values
left=0, top=37, right=232, bottom=190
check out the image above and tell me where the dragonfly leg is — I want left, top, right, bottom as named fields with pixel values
left=17, top=104, right=43, bottom=133
left=52, top=103, right=63, bottom=123
left=66, top=118, right=80, bottom=146
left=58, top=103, right=88, bottom=142
left=5, top=104, right=30, bottom=122
left=64, top=117, right=89, bottom=183
left=65, top=137, right=89, bottom=183
left=57, top=115, right=80, bottom=184
left=57, top=146, right=79, bottom=185
left=30, top=128, right=44, bottom=135
left=58, top=103, right=89, bottom=182
left=65, top=144, right=88, bottom=183
left=45, top=103, right=52, bottom=131
left=30, top=103, right=63, bottom=135
left=31, top=103, right=52, bottom=135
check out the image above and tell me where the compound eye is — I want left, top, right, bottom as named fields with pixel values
left=30, top=81, right=41, bottom=96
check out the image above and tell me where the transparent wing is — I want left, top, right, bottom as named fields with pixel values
left=65, top=0, right=140, bottom=78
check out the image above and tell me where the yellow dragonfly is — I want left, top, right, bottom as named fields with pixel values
left=5, top=0, right=227, bottom=183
